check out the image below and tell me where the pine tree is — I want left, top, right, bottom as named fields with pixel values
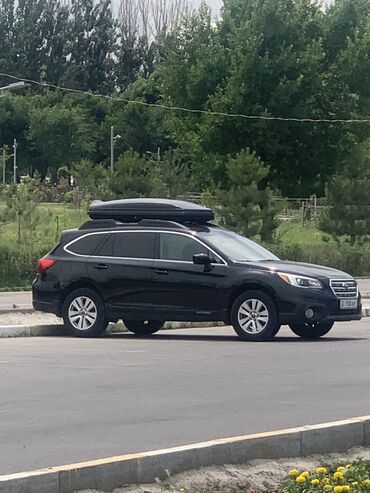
left=219, top=149, right=278, bottom=239
left=320, top=140, right=370, bottom=244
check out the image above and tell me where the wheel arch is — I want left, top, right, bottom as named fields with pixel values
left=227, top=283, right=279, bottom=323
left=59, top=280, right=105, bottom=315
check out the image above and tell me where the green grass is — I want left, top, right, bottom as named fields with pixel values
left=274, top=220, right=327, bottom=246
left=0, top=202, right=88, bottom=243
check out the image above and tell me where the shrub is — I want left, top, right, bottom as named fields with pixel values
left=284, top=460, right=370, bottom=493
left=266, top=242, right=370, bottom=277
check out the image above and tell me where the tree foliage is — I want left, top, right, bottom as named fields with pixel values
left=218, top=149, right=278, bottom=239
left=320, top=141, right=370, bottom=244
left=0, top=0, right=369, bottom=223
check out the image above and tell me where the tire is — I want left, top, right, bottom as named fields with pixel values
left=124, top=320, right=164, bottom=336
left=231, top=290, right=280, bottom=341
left=62, top=288, right=107, bottom=338
left=289, top=321, right=334, bottom=339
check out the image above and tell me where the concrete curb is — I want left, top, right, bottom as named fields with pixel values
left=0, top=416, right=369, bottom=493
left=0, top=324, right=67, bottom=337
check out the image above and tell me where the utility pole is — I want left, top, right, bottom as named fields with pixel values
left=110, top=126, right=114, bottom=173
left=13, top=138, right=17, bottom=184
left=2, top=147, right=5, bottom=184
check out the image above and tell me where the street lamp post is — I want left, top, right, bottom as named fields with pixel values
left=110, top=126, right=114, bottom=174
left=13, top=138, right=17, bottom=184
left=110, top=126, right=121, bottom=173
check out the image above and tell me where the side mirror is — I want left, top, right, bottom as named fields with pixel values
left=193, top=253, right=211, bottom=265
left=193, top=254, right=213, bottom=271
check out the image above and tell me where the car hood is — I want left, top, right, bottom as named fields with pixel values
left=232, top=260, right=354, bottom=280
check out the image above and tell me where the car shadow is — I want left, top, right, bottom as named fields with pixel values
left=103, top=332, right=367, bottom=343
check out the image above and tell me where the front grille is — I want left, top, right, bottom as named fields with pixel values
left=330, top=279, right=358, bottom=298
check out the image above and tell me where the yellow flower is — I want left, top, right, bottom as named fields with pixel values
left=324, top=486, right=333, bottom=491
left=301, top=471, right=310, bottom=478
left=351, top=482, right=358, bottom=487
left=334, top=472, right=344, bottom=480
left=337, top=467, right=346, bottom=473
left=362, top=480, right=370, bottom=488
left=289, top=469, right=299, bottom=477
left=323, top=479, right=331, bottom=485
left=311, top=479, right=320, bottom=486
left=334, top=486, right=343, bottom=493
left=342, top=486, right=350, bottom=492
left=317, top=467, right=328, bottom=475
left=296, top=476, right=307, bottom=484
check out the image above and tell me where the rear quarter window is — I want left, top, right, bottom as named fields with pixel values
left=66, top=234, right=108, bottom=256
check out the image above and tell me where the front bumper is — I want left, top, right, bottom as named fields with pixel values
left=279, top=298, right=362, bottom=325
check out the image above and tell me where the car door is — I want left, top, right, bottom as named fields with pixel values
left=151, top=231, right=228, bottom=321
left=86, top=230, right=156, bottom=320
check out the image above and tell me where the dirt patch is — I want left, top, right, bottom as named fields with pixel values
left=76, top=447, right=370, bottom=493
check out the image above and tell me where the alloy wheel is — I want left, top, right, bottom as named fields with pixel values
left=68, top=296, right=97, bottom=331
left=237, top=298, right=269, bottom=334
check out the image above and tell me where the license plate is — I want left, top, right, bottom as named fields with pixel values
left=340, top=299, right=358, bottom=310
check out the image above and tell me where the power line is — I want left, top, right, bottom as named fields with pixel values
left=1, top=72, right=370, bottom=124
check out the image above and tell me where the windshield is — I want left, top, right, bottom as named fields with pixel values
left=198, top=229, right=280, bottom=262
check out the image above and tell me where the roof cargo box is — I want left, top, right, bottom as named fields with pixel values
left=88, top=199, right=214, bottom=224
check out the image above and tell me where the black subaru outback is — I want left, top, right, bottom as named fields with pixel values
left=32, top=199, right=362, bottom=341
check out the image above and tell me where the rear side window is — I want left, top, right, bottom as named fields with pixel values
left=112, top=232, right=155, bottom=259
left=66, top=234, right=106, bottom=256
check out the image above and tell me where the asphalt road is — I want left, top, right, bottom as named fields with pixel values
left=0, top=321, right=369, bottom=475
left=1, top=277, right=370, bottom=311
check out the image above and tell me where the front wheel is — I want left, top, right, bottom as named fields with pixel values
left=231, top=290, right=280, bottom=341
left=289, top=321, right=334, bottom=339
left=124, top=320, right=164, bottom=336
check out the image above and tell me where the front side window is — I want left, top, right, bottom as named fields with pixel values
left=159, top=233, right=215, bottom=262
left=198, top=229, right=279, bottom=262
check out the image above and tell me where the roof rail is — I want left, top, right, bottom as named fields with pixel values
left=79, top=218, right=189, bottom=231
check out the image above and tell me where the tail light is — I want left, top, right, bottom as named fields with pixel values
left=37, top=258, right=56, bottom=274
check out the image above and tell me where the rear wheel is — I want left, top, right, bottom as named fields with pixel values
left=231, top=290, right=280, bottom=341
left=289, top=321, right=334, bottom=339
left=62, top=288, right=107, bottom=337
left=124, top=320, right=164, bottom=336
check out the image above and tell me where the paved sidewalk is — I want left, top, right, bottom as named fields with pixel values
left=1, top=278, right=370, bottom=313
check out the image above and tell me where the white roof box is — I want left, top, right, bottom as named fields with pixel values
left=88, top=199, right=214, bottom=224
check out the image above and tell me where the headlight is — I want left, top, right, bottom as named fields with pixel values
left=277, top=272, right=323, bottom=289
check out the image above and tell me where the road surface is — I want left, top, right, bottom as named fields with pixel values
left=0, top=320, right=369, bottom=475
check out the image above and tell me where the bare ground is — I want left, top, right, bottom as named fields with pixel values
left=0, top=311, right=62, bottom=325
left=76, top=447, right=370, bottom=493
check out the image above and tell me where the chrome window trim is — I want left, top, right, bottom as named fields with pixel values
left=63, top=229, right=227, bottom=265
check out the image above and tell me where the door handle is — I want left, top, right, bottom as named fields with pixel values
left=94, top=263, right=108, bottom=270
left=154, top=269, right=168, bottom=275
